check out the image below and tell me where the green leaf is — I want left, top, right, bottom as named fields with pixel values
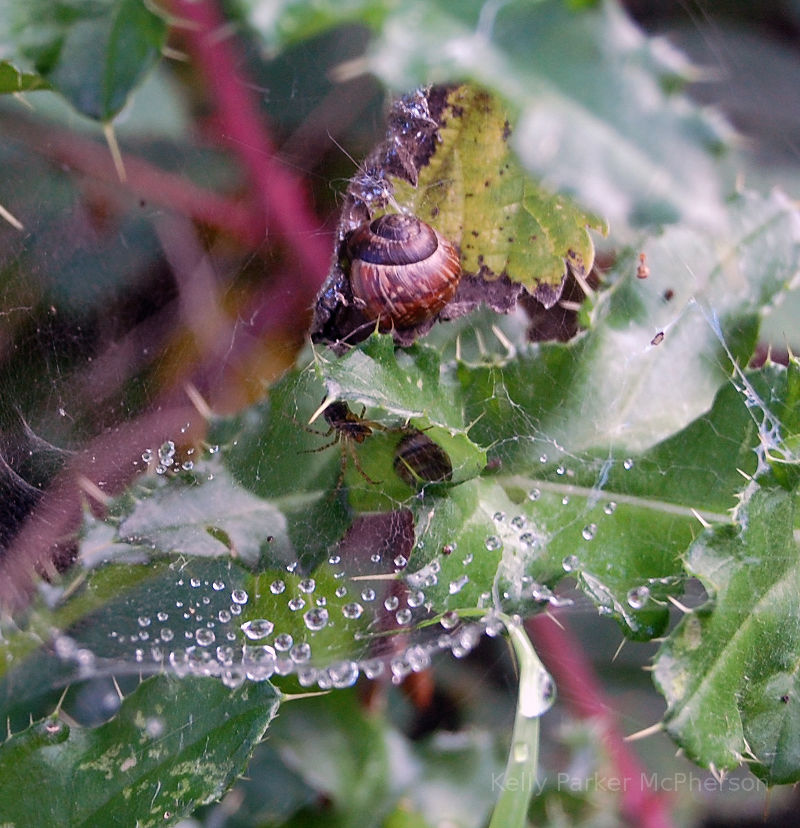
left=391, top=85, right=606, bottom=302
left=0, top=0, right=168, bottom=120
left=0, top=59, right=48, bottom=92
left=653, top=486, right=800, bottom=783
left=0, top=675, right=279, bottom=827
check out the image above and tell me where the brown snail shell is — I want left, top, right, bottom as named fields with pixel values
left=347, top=214, right=461, bottom=330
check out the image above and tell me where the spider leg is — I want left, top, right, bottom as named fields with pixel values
left=346, top=442, right=382, bottom=485
left=302, top=434, right=340, bottom=454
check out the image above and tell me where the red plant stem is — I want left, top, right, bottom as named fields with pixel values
left=0, top=404, right=203, bottom=610
left=527, top=615, right=676, bottom=828
left=173, top=0, right=330, bottom=300
left=0, top=114, right=263, bottom=247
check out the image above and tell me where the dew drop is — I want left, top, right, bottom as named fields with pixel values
left=218, top=609, right=231, bottom=623
left=581, top=523, right=597, bottom=541
left=141, top=448, right=153, bottom=463
left=303, top=607, right=329, bottom=631
left=396, top=608, right=412, bottom=625
left=449, top=575, right=469, bottom=595
left=539, top=454, right=548, bottom=464
left=562, top=555, right=580, bottom=572
left=229, top=603, right=242, bottom=616
left=189, top=577, right=201, bottom=588
left=510, top=515, right=525, bottom=530
left=195, top=628, right=215, bottom=646
left=370, top=553, right=381, bottom=564
left=361, top=588, right=376, bottom=602
left=440, top=610, right=460, bottom=630
left=362, top=658, right=384, bottom=679
left=157, top=611, right=169, bottom=622
left=274, top=632, right=293, bottom=651
left=270, top=580, right=286, bottom=595
left=384, top=595, right=399, bottom=611
left=561, top=495, right=570, bottom=505
left=212, top=580, right=225, bottom=591
left=328, top=554, right=341, bottom=565
left=342, top=602, right=364, bottom=619
left=216, top=644, right=235, bottom=665
left=241, top=618, right=274, bottom=640
left=623, top=457, right=634, bottom=470
left=288, top=596, right=305, bottom=611
left=328, top=660, right=359, bottom=689
left=290, top=642, right=311, bottom=663
left=298, top=578, right=316, bottom=594
left=407, top=590, right=425, bottom=608
left=493, top=511, right=506, bottom=523
left=137, top=616, right=151, bottom=628
left=335, top=585, right=347, bottom=598
left=160, top=628, right=174, bottom=642
left=627, top=585, right=651, bottom=609
left=528, top=487, right=541, bottom=501
left=393, top=555, right=408, bottom=570
left=485, top=535, right=502, bottom=551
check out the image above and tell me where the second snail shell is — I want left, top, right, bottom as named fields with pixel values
left=347, top=213, right=461, bottom=330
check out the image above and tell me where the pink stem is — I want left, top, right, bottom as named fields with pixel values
left=527, top=615, right=676, bottom=828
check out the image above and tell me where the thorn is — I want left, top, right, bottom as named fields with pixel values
left=543, top=609, right=565, bottom=630
left=54, top=684, right=71, bottom=715
left=708, top=763, right=726, bottom=785
left=184, top=382, right=213, bottom=421
left=348, top=573, right=399, bottom=582
left=612, top=637, right=626, bottom=662
left=690, top=508, right=712, bottom=529
left=308, top=395, right=334, bottom=426
left=491, top=324, right=516, bottom=360
left=112, top=676, right=124, bottom=701
left=0, top=202, right=24, bottom=230
left=625, top=721, right=664, bottom=742
left=282, top=690, right=332, bottom=702
left=736, top=467, right=753, bottom=481
left=77, top=475, right=112, bottom=507
left=667, top=595, right=693, bottom=614
left=455, top=334, right=462, bottom=362
left=103, top=121, right=126, bottom=183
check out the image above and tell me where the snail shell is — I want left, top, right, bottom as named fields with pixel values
left=347, top=214, right=461, bottom=330
left=394, top=430, right=453, bottom=488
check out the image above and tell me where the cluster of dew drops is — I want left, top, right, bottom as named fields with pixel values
left=74, top=440, right=658, bottom=691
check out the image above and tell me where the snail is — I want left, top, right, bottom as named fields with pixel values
left=346, top=213, right=461, bottom=330
left=394, top=430, right=453, bottom=488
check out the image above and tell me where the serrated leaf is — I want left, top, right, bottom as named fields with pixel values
left=0, top=0, right=167, bottom=120
left=653, top=486, right=800, bottom=783
left=116, top=463, right=291, bottom=566
left=0, top=675, right=279, bottom=828
left=391, top=85, right=606, bottom=302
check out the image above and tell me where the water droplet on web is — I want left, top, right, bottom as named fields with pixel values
left=342, top=602, right=364, bottom=619
left=393, top=555, right=408, bottom=570
left=384, top=595, right=399, bottom=611
left=218, top=609, right=231, bottom=623
left=603, top=501, right=617, bottom=515
left=335, top=585, right=347, bottom=598
left=269, top=633, right=291, bottom=653
left=539, top=454, right=548, bottom=464
left=243, top=644, right=276, bottom=681
left=290, top=642, right=311, bottom=663
left=241, top=618, right=274, bottom=640
left=211, top=580, right=225, bottom=591
left=138, top=616, right=151, bottom=628
left=189, top=577, right=201, bottom=588
left=362, top=658, right=384, bottom=679
left=407, top=590, right=425, bottom=607
left=581, top=523, right=597, bottom=541
left=440, top=610, right=460, bottom=630
left=528, top=487, right=541, bottom=501
left=361, top=588, right=376, bottom=602
left=181, top=460, right=194, bottom=471
left=556, top=465, right=565, bottom=475
left=157, top=611, right=169, bottom=622
left=160, top=628, right=174, bottom=642
left=561, top=495, right=570, bottom=505
left=208, top=444, right=219, bottom=454
left=406, top=644, right=430, bottom=672
left=396, top=608, right=412, bottom=625
left=141, top=448, right=154, bottom=463
left=158, top=441, right=176, bottom=465
left=303, top=607, right=329, bottom=631
left=216, top=644, right=235, bottom=665
left=485, top=535, right=502, bottom=551
left=327, top=660, right=359, bottom=688
left=623, top=457, right=634, bottom=470
left=510, top=515, right=525, bottom=530
left=229, top=603, right=242, bottom=616
left=298, top=578, right=316, bottom=594
left=270, top=580, right=285, bottom=595
left=449, top=575, right=469, bottom=594
left=195, top=628, right=215, bottom=646
left=288, top=596, right=305, bottom=611
left=493, top=511, right=506, bottom=523
left=626, top=585, right=651, bottom=609
left=328, top=554, right=341, bottom=565
left=370, top=553, right=381, bottom=564
left=562, top=554, right=580, bottom=572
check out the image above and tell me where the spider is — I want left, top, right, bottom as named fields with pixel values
left=304, top=400, right=385, bottom=486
